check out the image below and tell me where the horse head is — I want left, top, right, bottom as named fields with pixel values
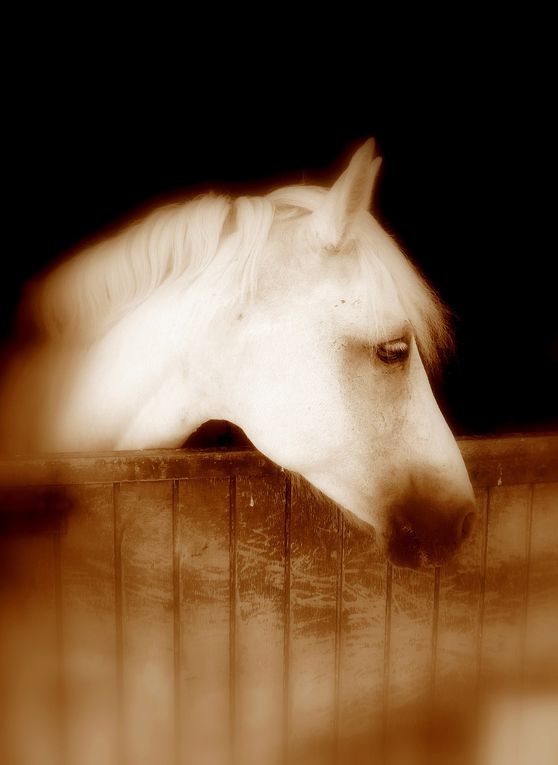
left=0, top=141, right=476, bottom=568
left=215, top=141, right=476, bottom=568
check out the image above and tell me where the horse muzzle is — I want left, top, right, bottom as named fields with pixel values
left=384, top=496, right=477, bottom=569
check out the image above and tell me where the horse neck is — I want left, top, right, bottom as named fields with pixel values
left=13, top=280, right=231, bottom=453
left=99, top=282, right=236, bottom=451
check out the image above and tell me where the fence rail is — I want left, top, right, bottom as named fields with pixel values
left=1, top=434, right=557, bottom=765
left=0, top=433, right=557, bottom=487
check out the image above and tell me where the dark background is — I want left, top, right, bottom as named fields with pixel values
left=2, top=43, right=556, bottom=437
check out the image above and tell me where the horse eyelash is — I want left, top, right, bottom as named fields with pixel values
left=375, top=338, right=410, bottom=364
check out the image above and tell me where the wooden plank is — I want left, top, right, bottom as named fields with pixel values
left=0, top=433, right=556, bottom=488
left=60, top=483, right=119, bottom=765
left=479, top=492, right=558, bottom=765
left=524, top=482, right=558, bottom=686
left=0, top=485, right=70, bottom=534
left=0, top=492, right=60, bottom=765
left=0, top=448, right=281, bottom=486
left=483, top=482, right=558, bottom=765
left=234, top=474, right=286, bottom=765
left=287, top=479, right=340, bottom=765
left=337, top=517, right=387, bottom=764
left=480, top=484, right=531, bottom=685
left=478, top=689, right=558, bottom=765
left=116, top=480, right=175, bottom=765
left=0, top=435, right=555, bottom=765
left=429, top=487, right=488, bottom=763
left=386, top=557, right=436, bottom=754
left=435, top=487, right=486, bottom=696
left=460, top=433, right=558, bottom=486
left=176, top=477, right=232, bottom=765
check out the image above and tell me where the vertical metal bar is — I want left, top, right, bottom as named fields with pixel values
left=282, top=474, right=292, bottom=765
left=172, top=479, right=181, bottom=765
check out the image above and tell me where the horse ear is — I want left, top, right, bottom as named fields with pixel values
left=312, top=139, right=382, bottom=250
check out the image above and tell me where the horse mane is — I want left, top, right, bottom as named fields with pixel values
left=21, top=184, right=451, bottom=370
left=22, top=194, right=246, bottom=342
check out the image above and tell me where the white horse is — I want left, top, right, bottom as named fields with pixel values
left=0, top=140, right=476, bottom=567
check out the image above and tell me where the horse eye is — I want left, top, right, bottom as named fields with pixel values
left=376, top=338, right=410, bottom=364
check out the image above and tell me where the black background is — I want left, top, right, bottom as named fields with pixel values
left=2, top=36, right=556, bottom=437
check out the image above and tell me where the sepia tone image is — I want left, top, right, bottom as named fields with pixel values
left=1, top=49, right=556, bottom=765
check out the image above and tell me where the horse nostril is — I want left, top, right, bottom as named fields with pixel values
left=459, top=511, right=477, bottom=542
left=387, top=504, right=478, bottom=568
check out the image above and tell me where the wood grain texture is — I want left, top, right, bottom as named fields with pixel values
left=0, top=437, right=557, bottom=765
left=423, top=488, right=489, bottom=764
left=524, top=482, right=558, bottom=686
left=0, top=448, right=281, bottom=486
left=386, top=561, right=436, bottom=718
left=337, top=518, right=386, bottom=763
left=288, top=480, right=340, bottom=765
left=435, top=486, right=486, bottom=700
left=0, top=495, right=59, bottom=765
left=234, top=474, right=286, bottom=765
left=1, top=433, right=556, bottom=487
left=116, top=481, right=175, bottom=765
left=480, top=484, right=531, bottom=684
left=460, top=433, right=558, bottom=486
left=176, top=477, right=232, bottom=765
left=60, top=483, right=119, bottom=765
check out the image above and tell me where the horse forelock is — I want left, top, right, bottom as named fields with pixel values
left=22, top=183, right=451, bottom=370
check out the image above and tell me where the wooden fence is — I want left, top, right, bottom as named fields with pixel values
left=0, top=434, right=557, bottom=765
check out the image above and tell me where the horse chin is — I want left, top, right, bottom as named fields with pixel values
left=385, top=540, right=434, bottom=570
left=383, top=520, right=465, bottom=570
left=343, top=511, right=450, bottom=570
